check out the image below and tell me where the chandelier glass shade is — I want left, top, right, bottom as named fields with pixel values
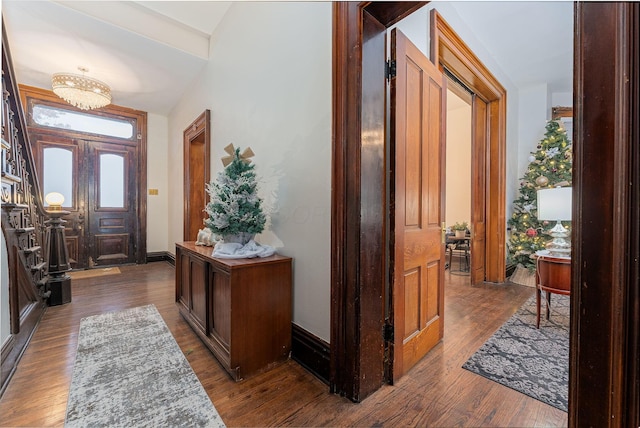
left=52, top=72, right=112, bottom=110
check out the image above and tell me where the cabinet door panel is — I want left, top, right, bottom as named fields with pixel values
left=210, top=270, right=231, bottom=350
left=190, top=257, right=208, bottom=333
left=177, top=252, right=191, bottom=311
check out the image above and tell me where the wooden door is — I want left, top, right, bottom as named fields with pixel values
left=32, top=136, right=138, bottom=268
left=32, top=134, right=86, bottom=269
left=183, top=110, right=210, bottom=241
left=389, top=29, right=446, bottom=381
left=470, top=95, right=487, bottom=284
left=87, top=141, right=137, bottom=266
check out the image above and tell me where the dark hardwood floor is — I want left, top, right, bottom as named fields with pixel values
left=0, top=262, right=567, bottom=427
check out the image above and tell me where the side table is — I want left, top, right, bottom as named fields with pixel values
left=535, top=253, right=571, bottom=328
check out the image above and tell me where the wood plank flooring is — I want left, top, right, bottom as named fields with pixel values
left=0, top=263, right=568, bottom=427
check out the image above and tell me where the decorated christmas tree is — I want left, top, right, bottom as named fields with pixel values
left=205, top=145, right=266, bottom=242
left=507, top=120, right=572, bottom=271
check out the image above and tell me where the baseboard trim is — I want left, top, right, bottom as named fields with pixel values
left=291, top=324, right=330, bottom=385
left=147, top=251, right=175, bottom=266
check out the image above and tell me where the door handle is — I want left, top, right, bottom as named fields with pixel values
left=75, top=216, right=85, bottom=231
left=441, top=222, right=447, bottom=244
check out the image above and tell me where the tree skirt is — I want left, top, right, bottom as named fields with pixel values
left=509, top=264, right=536, bottom=287
left=65, top=305, right=225, bottom=427
left=462, top=294, right=569, bottom=412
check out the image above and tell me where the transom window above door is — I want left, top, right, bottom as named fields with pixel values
left=32, top=104, right=135, bottom=140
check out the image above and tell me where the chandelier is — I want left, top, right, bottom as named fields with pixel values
left=52, top=67, right=112, bottom=110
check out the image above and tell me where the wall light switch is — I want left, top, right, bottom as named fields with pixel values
left=149, top=189, right=159, bottom=195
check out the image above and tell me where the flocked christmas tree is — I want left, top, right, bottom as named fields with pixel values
left=507, top=120, right=572, bottom=270
left=205, top=145, right=266, bottom=242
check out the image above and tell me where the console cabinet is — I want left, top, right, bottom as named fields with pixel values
left=175, top=241, right=292, bottom=381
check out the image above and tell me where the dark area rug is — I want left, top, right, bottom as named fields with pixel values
left=65, top=304, right=225, bottom=427
left=462, top=293, right=569, bottom=412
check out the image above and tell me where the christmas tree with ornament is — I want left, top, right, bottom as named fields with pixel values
left=205, top=145, right=266, bottom=243
left=507, top=120, right=572, bottom=271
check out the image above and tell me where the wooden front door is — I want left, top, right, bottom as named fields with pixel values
left=22, top=85, right=147, bottom=270
left=389, top=29, right=446, bottom=381
left=32, top=135, right=138, bottom=268
left=86, top=140, right=138, bottom=267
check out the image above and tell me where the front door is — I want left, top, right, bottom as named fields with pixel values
left=32, top=135, right=138, bottom=268
left=21, top=85, right=147, bottom=270
left=87, top=140, right=138, bottom=267
left=389, top=28, right=446, bottom=381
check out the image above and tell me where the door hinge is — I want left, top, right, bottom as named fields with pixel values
left=383, top=323, right=394, bottom=342
left=386, top=60, right=396, bottom=80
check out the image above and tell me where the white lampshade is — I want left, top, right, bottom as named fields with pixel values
left=45, top=192, right=65, bottom=210
left=537, top=187, right=572, bottom=221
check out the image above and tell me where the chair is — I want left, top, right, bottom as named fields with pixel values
left=535, top=255, right=571, bottom=328
left=446, top=233, right=470, bottom=274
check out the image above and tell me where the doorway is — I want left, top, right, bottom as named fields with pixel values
left=444, top=84, right=472, bottom=276
left=332, top=2, right=640, bottom=424
left=183, top=110, right=211, bottom=241
left=331, top=2, right=505, bottom=398
left=20, top=85, right=147, bottom=270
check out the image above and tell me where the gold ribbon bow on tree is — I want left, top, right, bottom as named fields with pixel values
left=221, top=143, right=255, bottom=167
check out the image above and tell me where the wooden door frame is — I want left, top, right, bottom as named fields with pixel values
left=571, top=3, right=639, bottom=426
left=183, top=110, right=211, bottom=241
left=18, top=84, right=148, bottom=266
left=331, top=2, right=640, bottom=425
left=430, top=9, right=506, bottom=283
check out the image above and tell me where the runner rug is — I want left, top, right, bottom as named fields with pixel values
left=65, top=305, right=225, bottom=427
left=462, top=294, right=569, bottom=412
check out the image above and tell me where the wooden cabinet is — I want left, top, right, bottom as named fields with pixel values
left=175, top=242, right=292, bottom=381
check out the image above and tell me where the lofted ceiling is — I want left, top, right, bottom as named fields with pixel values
left=1, top=1, right=573, bottom=116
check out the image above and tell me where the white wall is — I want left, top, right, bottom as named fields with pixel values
left=167, top=2, right=332, bottom=341
left=146, top=113, right=170, bottom=253
left=517, top=84, right=549, bottom=179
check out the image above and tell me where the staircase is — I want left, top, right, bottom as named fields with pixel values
left=1, top=22, right=52, bottom=395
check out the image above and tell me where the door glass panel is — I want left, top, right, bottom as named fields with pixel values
left=99, top=154, right=125, bottom=208
left=32, top=104, right=134, bottom=139
left=43, top=147, right=73, bottom=207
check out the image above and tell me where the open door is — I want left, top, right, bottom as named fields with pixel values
left=389, top=28, right=446, bottom=381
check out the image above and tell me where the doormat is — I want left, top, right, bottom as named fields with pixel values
left=68, top=267, right=121, bottom=280
left=65, top=304, right=225, bottom=427
left=462, top=294, right=569, bottom=412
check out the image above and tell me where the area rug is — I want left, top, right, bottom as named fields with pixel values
left=462, top=294, right=569, bottom=412
left=68, top=267, right=121, bottom=280
left=65, top=305, right=225, bottom=427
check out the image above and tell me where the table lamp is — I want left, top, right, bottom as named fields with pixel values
left=537, top=186, right=572, bottom=257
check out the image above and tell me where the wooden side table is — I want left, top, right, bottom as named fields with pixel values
left=535, top=254, right=571, bottom=328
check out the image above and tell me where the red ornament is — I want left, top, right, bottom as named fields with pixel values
left=526, top=227, right=537, bottom=237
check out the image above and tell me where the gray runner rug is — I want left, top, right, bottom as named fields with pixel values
left=462, top=294, right=569, bottom=412
left=65, top=304, right=225, bottom=427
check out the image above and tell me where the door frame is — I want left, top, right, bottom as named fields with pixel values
left=430, top=9, right=506, bottom=283
left=183, top=110, right=211, bottom=241
left=19, top=84, right=148, bottom=266
left=331, top=1, right=640, bottom=424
